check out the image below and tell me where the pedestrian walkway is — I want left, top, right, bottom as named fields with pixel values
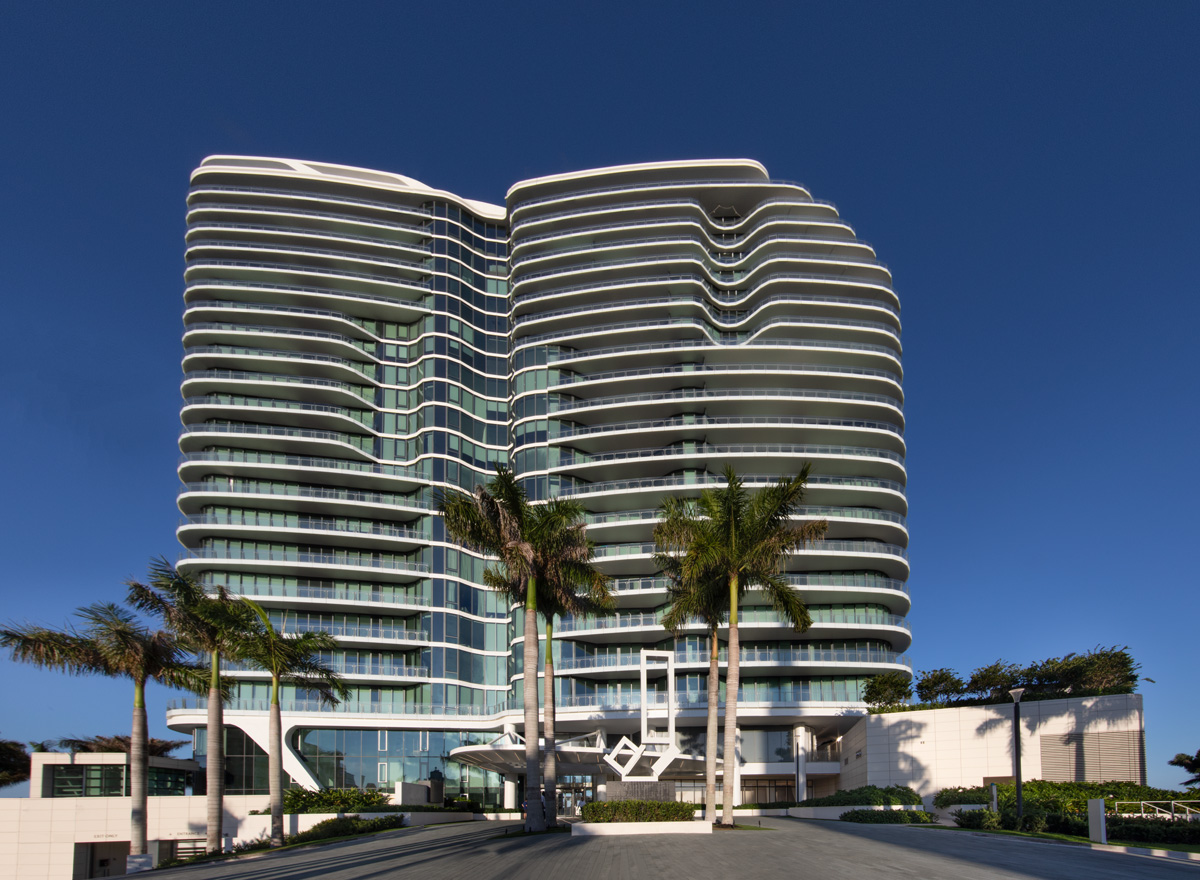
left=156, top=817, right=1200, bottom=880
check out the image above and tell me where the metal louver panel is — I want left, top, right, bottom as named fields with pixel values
left=1039, top=730, right=1145, bottom=784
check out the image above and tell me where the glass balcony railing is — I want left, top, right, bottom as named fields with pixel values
left=556, top=604, right=909, bottom=636
left=179, top=481, right=431, bottom=510
left=556, top=647, right=909, bottom=671
left=182, top=396, right=371, bottom=424
left=223, top=659, right=429, bottom=678
left=277, top=620, right=428, bottom=642
left=511, top=182, right=824, bottom=216
left=167, top=685, right=877, bottom=717
left=189, top=183, right=436, bottom=217
left=182, top=369, right=368, bottom=398
left=513, top=266, right=896, bottom=313
left=585, top=505, right=907, bottom=528
left=513, top=313, right=901, bottom=352
left=512, top=287, right=898, bottom=331
left=551, top=360, right=902, bottom=387
left=188, top=211, right=431, bottom=243
left=180, top=547, right=429, bottom=575
left=186, top=259, right=434, bottom=291
left=550, top=442, right=905, bottom=469
left=179, top=422, right=373, bottom=453
left=540, top=335, right=901, bottom=365
left=553, top=387, right=904, bottom=414
left=222, top=580, right=432, bottom=609
left=178, top=449, right=431, bottom=481
left=186, top=239, right=432, bottom=274
left=513, top=232, right=885, bottom=273
left=561, top=472, right=906, bottom=499
left=555, top=414, right=904, bottom=441
left=181, top=513, right=431, bottom=542
left=183, top=344, right=374, bottom=375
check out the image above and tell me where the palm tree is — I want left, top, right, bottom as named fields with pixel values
left=127, top=559, right=252, bottom=853
left=57, top=735, right=189, bottom=755
left=655, top=518, right=727, bottom=824
left=238, top=598, right=348, bottom=846
left=1169, top=749, right=1200, bottom=787
left=0, top=603, right=206, bottom=855
left=654, top=465, right=826, bottom=826
left=534, top=500, right=612, bottom=827
left=0, top=735, right=30, bottom=789
left=440, top=466, right=603, bottom=831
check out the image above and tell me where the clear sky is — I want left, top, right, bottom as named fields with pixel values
left=1, top=2, right=1196, bottom=794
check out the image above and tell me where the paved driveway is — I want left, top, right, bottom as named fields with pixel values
left=157, top=818, right=1198, bottom=880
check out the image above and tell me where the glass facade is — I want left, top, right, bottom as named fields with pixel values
left=171, top=157, right=911, bottom=796
left=292, top=727, right=504, bottom=806
left=48, top=764, right=191, bottom=798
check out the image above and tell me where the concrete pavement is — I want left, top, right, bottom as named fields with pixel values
left=155, top=817, right=1200, bottom=880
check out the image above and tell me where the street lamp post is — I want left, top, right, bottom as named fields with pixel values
left=1009, top=687, right=1025, bottom=821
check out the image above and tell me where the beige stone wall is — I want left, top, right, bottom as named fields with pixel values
left=841, top=693, right=1144, bottom=797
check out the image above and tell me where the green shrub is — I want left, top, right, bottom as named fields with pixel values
left=1044, top=813, right=1088, bottom=836
left=799, top=785, right=922, bottom=807
left=951, top=808, right=1000, bottom=830
left=581, top=800, right=697, bottom=823
left=839, top=808, right=936, bottom=824
left=933, top=786, right=991, bottom=808
left=999, top=805, right=1047, bottom=833
left=1106, top=817, right=1200, bottom=845
left=282, top=787, right=395, bottom=814
left=933, top=780, right=1194, bottom=814
left=286, top=813, right=406, bottom=845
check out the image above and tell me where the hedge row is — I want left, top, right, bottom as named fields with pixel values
left=932, top=779, right=1199, bottom=811
left=582, top=800, right=698, bottom=823
left=951, top=807, right=1200, bottom=842
left=155, top=814, right=408, bottom=868
left=799, top=785, right=922, bottom=807
left=840, top=809, right=936, bottom=824
left=287, top=814, right=408, bottom=845
left=1108, top=817, right=1200, bottom=845
left=279, top=787, right=481, bottom=814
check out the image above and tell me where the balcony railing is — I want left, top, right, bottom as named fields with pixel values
left=552, top=387, right=904, bottom=415
left=556, top=647, right=908, bottom=671
left=179, top=547, right=428, bottom=575
left=555, top=414, right=904, bottom=441
left=224, top=659, right=429, bottom=679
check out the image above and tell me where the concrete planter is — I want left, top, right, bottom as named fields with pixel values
left=572, top=820, right=713, bottom=836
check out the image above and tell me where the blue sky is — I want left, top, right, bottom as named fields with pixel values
left=1, top=2, right=1196, bottom=793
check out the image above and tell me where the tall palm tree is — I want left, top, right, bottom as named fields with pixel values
left=56, top=735, right=189, bottom=755
left=0, top=603, right=205, bottom=855
left=440, top=466, right=602, bottom=831
left=238, top=598, right=348, bottom=846
left=534, top=501, right=612, bottom=827
left=1169, top=749, right=1200, bottom=787
left=0, top=735, right=30, bottom=789
left=654, top=465, right=826, bottom=826
left=127, top=559, right=252, bottom=853
left=655, top=516, right=727, bottom=824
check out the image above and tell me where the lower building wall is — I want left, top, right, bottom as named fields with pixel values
left=843, top=694, right=1144, bottom=798
left=0, top=795, right=472, bottom=880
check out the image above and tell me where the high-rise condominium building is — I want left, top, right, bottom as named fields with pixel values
left=169, top=156, right=910, bottom=808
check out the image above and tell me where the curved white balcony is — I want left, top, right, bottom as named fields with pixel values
left=178, top=547, right=428, bottom=583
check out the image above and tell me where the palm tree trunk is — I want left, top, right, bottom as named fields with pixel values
left=268, top=674, right=284, bottom=847
left=722, top=573, right=739, bottom=828
left=543, top=616, right=557, bottom=828
left=206, top=649, right=224, bottom=853
left=706, top=625, right=719, bottom=824
left=130, top=679, right=148, bottom=855
left=523, top=577, right=545, bottom=832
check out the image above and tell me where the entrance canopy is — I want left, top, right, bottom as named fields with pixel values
left=449, top=729, right=713, bottom=779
